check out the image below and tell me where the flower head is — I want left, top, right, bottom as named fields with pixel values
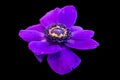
left=19, top=5, right=99, bottom=75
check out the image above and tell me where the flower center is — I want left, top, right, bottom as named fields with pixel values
left=45, top=24, right=71, bottom=43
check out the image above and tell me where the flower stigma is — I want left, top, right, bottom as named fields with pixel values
left=45, top=24, right=71, bottom=43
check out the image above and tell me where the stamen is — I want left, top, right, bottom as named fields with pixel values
left=45, top=24, right=71, bottom=43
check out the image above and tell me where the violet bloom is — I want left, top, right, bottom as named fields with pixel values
left=19, top=5, right=99, bottom=75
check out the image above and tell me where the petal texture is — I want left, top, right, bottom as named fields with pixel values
left=40, top=8, right=60, bottom=27
left=72, top=30, right=94, bottom=40
left=47, top=47, right=81, bottom=75
left=58, top=5, right=77, bottom=28
left=66, top=39, right=99, bottom=50
left=28, top=40, right=61, bottom=55
left=26, top=24, right=44, bottom=32
left=70, top=26, right=83, bottom=32
left=19, top=30, right=44, bottom=42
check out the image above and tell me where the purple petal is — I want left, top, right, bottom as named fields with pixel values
left=72, top=30, right=94, bottom=39
left=34, top=55, right=45, bottom=63
left=40, top=8, right=60, bottom=27
left=47, top=47, right=81, bottom=75
left=58, top=5, right=77, bottom=28
left=26, top=24, right=44, bottom=32
left=28, top=40, right=61, bottom=55
left=66, top=39, right=99, bottom=50
left=19, top=30, right=44, bottom=42
left=70, top=26, right=83, bottom=32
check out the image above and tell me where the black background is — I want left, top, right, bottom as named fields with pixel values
left=10, top=0, right=110, bottom=79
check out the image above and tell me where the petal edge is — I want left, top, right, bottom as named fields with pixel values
left=66, top=39, right=99, bottom=50
left=47, top=47, right=81, bottom=75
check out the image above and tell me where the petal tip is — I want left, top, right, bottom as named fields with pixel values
left=64, top=5, right=75, bottom=8
left=28, top=42, right=33, bottom=50
left=18, top=30, right=24, bottom=38
left=96, top=41, right=100, bottom=47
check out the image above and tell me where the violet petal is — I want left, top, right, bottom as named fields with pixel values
left=72, top=30, right=94, bottom=39
left=70, top=26, right=83, bottom=32
left=47, top=47, right=81, bottom=75
left=58, top=5, right=77, bottom=28
left=40, top=8, right=60, bottom=27
left=66, top=39, right=99, bottom=50
left=28, top=40, right=61, bottom=55
left=26, top=24, right=44, bottom=32
left=19, top=30, right=44, bottom=42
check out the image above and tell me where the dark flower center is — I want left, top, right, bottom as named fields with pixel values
left=45, top=24, right=71, bottom=43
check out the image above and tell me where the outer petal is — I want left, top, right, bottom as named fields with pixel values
left=58, top=5, right=77, bottom=28
left=40, top=8, right=60, bottom=27
left=26, top=24, right=44, bottom=32
left=66, top=39, right=99, bottom=50
left=19, top=30, right=44, bottom=42
left=47, top=47, right=81, bottom=75
left=28, top=40, right=61, bottom=55
left=70, top=26, right=83, bottom=32
left=34, top=55, right=45, bottom=63
left=72, top=30, right=94, bottom=39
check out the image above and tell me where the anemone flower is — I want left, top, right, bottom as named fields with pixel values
left=19, top=5, right=99, bottom=75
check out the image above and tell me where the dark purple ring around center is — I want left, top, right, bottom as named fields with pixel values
left=44, top=24, right=71, bottom=43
